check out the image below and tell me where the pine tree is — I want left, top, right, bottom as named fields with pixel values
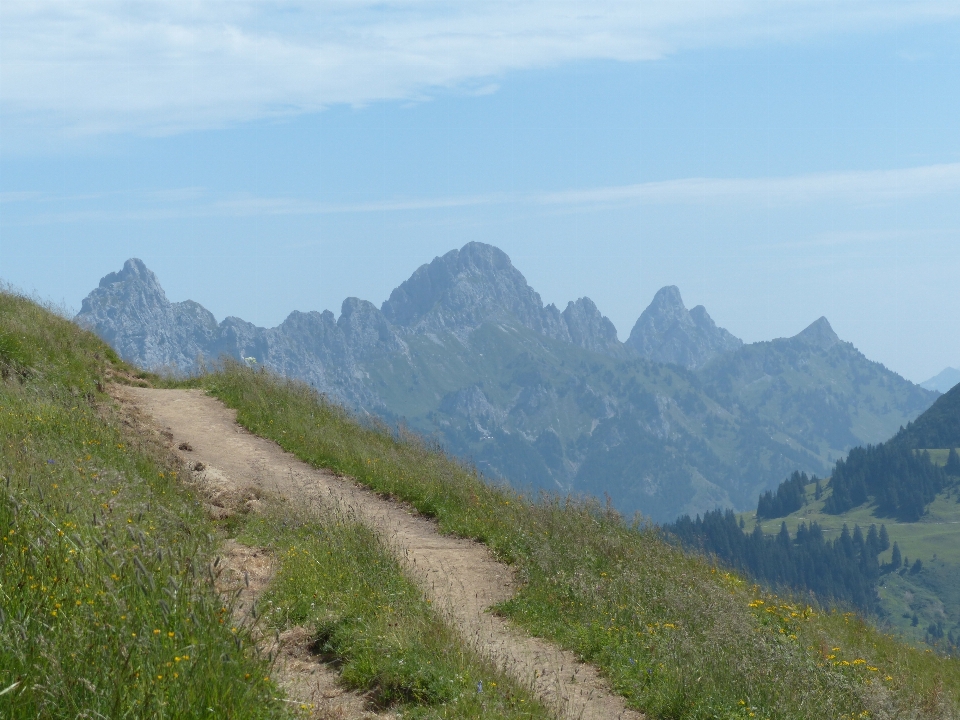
left=946, top=448, right=960, bottom=476
left=778, top=521, right=791, bottom=548
left=879, top=524, right=890, bottom=552
left=890, top=542, right=902, bottom=569
left=853, top=524, right=865, bottom=549
left=866, top=525, right=880, bottom=557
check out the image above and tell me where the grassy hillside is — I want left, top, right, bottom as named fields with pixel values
left=184, top=361, right=960, bottom=719
left=0, top=292, right=550, bottom=719
left=0, top=292, right=285, bottom=717
left=739, top=384, right=960, bottom=650
left=744, top=473, right=960, bottom=650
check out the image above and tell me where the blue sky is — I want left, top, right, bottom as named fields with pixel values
left=1, top=1, right=958, bottom=383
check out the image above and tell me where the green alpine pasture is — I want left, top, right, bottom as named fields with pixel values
left=235, top=505, right=551, bottom=718
left=745, top=476, right=960, bottom=649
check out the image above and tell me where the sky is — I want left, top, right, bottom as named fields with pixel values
left=1, top=1, right=958, bottom=384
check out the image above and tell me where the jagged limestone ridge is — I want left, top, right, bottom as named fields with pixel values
left=625, top=285, right=743, bottom=369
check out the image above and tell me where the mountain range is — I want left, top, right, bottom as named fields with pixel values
left=76, top=242, right=938, bottom=521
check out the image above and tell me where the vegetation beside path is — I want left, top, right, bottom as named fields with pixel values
left=192, top=362, right=960, bottom=720
left=0, top=292, right=284, bottom=718
left=4, top=287, right=957, bottom=719
left=237, top=504, right=551, bottom=718
left=0, top=292, right=550, bottom=719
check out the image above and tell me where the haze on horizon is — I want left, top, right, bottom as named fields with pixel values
left=1, top=1, right=958, bottom=384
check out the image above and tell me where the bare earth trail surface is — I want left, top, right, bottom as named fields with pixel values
left=116, top=386, right=640, bottom=720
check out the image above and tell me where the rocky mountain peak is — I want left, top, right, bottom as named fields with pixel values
left=94, top=258, right=163, bottom=295
left=625, top=286, right=742, bottom=369
left=793, top=316, right=840, bottom=350
left=561, top=297, right=621, bottom=354
left=76, top=258, right=219, bottom=373
left=649, top=285, right=686, bottom=313
left=381, top=242, right=551, bottom=336
left=339, top=297, right=405, bottom=356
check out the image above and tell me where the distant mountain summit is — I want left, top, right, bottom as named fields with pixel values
left=78, top=258, right=221, bottom=371
left=75, top=242, right=623, bottom=399
left=625, top=286, right=742, bottom=369
left=381, top=243, right=546, bottom=334
left=381, top=242, right=623, bottom=354
left=76, top=243, right=937, bottom=522
left=921, top=367, right=960, bottom=393
left=792, top=316, right=840, bottom=350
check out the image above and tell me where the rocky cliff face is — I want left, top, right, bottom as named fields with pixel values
left=75, top=242, right=623, bottom=399
left=625, top=286, right=742, bottom=369
left=381, top=243, right=550, bottom=335
left=792, top=316, right=840, bottom=350
left=380, top=242, right=624, bottom=354
left=77, top=259, right=221, bottom=371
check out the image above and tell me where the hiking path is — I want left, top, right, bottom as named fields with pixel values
left=116, top=386, right=641, bottom=720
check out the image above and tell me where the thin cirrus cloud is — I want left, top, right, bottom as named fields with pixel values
left=6, top=162, right=959, bottom=223
left=1, top=1, right=959, bottom=139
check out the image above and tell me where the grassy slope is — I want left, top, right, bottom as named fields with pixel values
left=0, top=291, right=552, bottom=719
left=194, top=362, right=960, bottom=720
left=0, top=292, right=285, bottom=718
left=744, top=469, right=960, bottom=648
left=235, top=506, right=551, bottom=719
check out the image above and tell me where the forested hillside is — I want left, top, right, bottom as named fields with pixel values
left=824, top=383, right=960, bottom=519
left=667, top=509, right=887, bottom=611
left=669, top=386, right=960, bottom=650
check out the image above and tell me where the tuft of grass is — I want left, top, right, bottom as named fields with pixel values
left=237, top=506, right=552, bottom=718
left=197, top=362, right=960, bottom=719
left=0, top=292, right=286, bottom=718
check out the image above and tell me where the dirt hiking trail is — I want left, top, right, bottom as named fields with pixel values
left=117, top=386, right=640, bottom=720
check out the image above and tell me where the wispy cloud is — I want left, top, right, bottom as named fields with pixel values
left=1, top=1, right=958, bottom=139
left=5, top=163, right=959, bottom=224
left=535, top=163, right=960, bottom=208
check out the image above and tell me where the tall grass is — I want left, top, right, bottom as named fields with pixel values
left=237, top=506, right=552, bottom=718
left=0, top=293, right=286, bottom=718
left=197, top=362, right=960, bottom=719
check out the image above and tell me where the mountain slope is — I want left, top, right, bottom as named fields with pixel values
left=741, top=474, right=960, bottom=650
left=896, top=382, right=960, bottom=450
left=721, top=389, right=960, bottom=648
left=191, top=359, right=960, bottom=719
left=697, top=316, right=933, bottom=467
left=76, top=243, right=938, bottom=521
left=922, top=367, right=960, bottom=393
